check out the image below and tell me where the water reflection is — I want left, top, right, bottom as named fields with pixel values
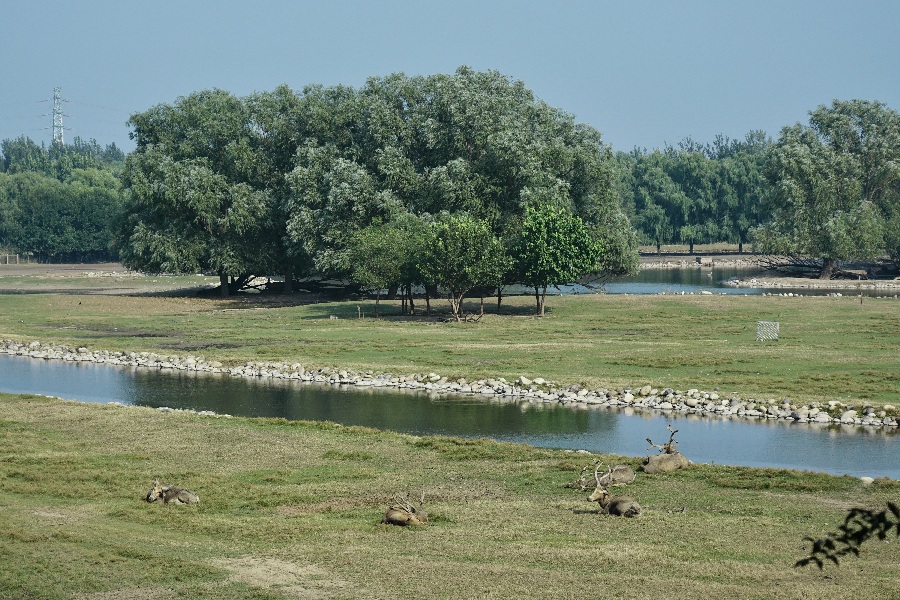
left=1, top=353, right=896, bottom=478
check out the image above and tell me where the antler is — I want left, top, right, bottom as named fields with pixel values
left=592, top=460, right=612, bottom=488
left=389, top=491, right=425, bottom=513
left=646, top=425, right=679, bottom=454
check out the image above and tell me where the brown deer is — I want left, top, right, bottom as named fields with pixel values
left=381, top=492, right=428, bottom=526
left=567, top=460, right=635, bottom=490
left=587, top=464, right=641, bottom=517
left=146, top=479, right=200, bottom=505
left=641, top=425, right=690, bottom=474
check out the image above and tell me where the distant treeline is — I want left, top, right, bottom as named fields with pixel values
left=1, top=69, right=898, bottom=284
left=0, top=137, right=125, bottom=262
left=617, top=131, right=770, bottom=254
left=618, top=98, right=900, bottom=280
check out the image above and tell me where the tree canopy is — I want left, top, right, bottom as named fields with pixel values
left=514, top=204, right=600, bottom=316
left=117, top=67, right=639, bottom=302
left=754, top=99, right=900, bottom=277
left=0, top=137, right=124, bottom=261
left=617, top=132, right=771, bottom=254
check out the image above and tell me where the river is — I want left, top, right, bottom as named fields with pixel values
left=1, top=353, right=896, bottom=479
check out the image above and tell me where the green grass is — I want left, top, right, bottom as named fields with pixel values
left=0, top=394, right=897, bottom=599
left=0, top=271, right=898, bottom=406
left=1, top=271, right=898, bottom=598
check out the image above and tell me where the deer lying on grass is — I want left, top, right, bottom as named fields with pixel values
left=641, top=425, right=690, bottom=474
left=567, top=460, right=635, bottom=490
left=146, top=479, right=200, bottom=505
left=587, top=464, right=641, bottom=517
left=382, top=492, right=428, bottom=526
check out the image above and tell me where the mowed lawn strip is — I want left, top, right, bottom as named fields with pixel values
left=1, top=394, right=898, bottom=599
left=0, top=276, right=898, bottom=405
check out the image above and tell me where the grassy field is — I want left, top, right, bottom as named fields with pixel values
left=0, top=267, right=898, bottom=598
left=1, top=393, right=898, bottom=600
left=0, top=267, right=898, bottom=406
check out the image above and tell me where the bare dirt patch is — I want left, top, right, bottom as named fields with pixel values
left=210, top=556, right=362, bottom=599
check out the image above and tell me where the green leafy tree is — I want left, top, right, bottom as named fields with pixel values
left=119, top=89, right=274, bottom=294
left=622, top=133, right=771, bottom=253
left=637, top=202, right=671, bottom=254
left=346, top=223, right=407, bottom=317
left=717, top=131, right=771, bottom=253
left=757, top=99, right=900, bottom=278
left=513, top=204, right=600, bottom=316
left=418, top=213, right=507, bottom=321
left=1, top=137, right=52, bottom=175
left=0, top=169, right=121, bottom=261
left=285, top=144, right=401, bottom=278
left=590, top=205, right=640, bottom=282
left=119, top=69, right=636, bottom=294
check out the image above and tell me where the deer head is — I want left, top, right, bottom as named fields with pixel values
left=587, top=463, right=612, bottom=504
left=146, top=479, right=164, bottom=503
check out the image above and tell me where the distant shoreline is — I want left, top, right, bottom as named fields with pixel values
left=3, top=259, right=898, bottom=293
left=638, top=254, right=900, bottom=292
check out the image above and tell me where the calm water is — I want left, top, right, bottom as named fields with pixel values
left=599, top=265, right=894, bottom=297
left=1, top=353, right=896, bottom=479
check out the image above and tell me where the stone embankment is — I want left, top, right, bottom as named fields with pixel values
left=639, top=256, right=758, bottom=269
left=726, top=276, right=900, bottom=295
left=2, top=339, right=897, bottom=429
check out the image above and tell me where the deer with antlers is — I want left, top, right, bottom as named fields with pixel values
left=587, top=463, right=642, bottom=517
left=381, top=491, right=428, bottom=526
left=641, top=425, right=690, bottom=474
left=567, top=460, right=635, bottom=490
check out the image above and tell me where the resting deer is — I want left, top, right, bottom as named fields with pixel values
left=567, top=460, right=635, bottom=490
left=641, top=425, right=690, bottom=474
left=587, top=464, right=641, bottom=517
left=146, top=479, right=200, bottom=505
left=382, top=492, right=428, bottom=526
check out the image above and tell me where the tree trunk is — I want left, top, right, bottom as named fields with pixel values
left=219, top=272, right=229, bottom=297
left=284, top=268, right=293, bottom=294
left=496, top=287, right=502, bottom=313
left=689, top=241, right=695, bottom=254
left=425, top=284, right=437, bottom=315
left=820, top=258, right=836, bottom=280
left=540, top=286, right=547, bottom=316
left=480, top=295, right=484, bottom=315
left=408, top=286, right=415, bottom=315
left=656, top=242, right=661, bottom=255
left=738, top=241, right=743, bottom=254
left=450, top=295, right=461, bottom=322
left=375, top=294, right=380, bottom=318
left=387, top=284, right=399, bottom=300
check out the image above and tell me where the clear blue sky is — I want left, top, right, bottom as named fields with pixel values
left=2, top=1, right=898, bottom=154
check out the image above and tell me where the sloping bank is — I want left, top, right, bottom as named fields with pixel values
left=3, top=338, right=896, bottom=430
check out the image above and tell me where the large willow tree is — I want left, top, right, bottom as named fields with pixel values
left=755, top=99, right=900, bottom=278
left=118, top=68, right=638, bottom=293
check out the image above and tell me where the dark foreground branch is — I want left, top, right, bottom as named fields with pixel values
left=795, top=502, right=899, bottom=569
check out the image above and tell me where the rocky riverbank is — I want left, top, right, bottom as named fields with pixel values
left=725, top=276, right=900, bottom=294
left=639, top=255, right=759, bottom=269
left=3, top=339, right=896, bottom=430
